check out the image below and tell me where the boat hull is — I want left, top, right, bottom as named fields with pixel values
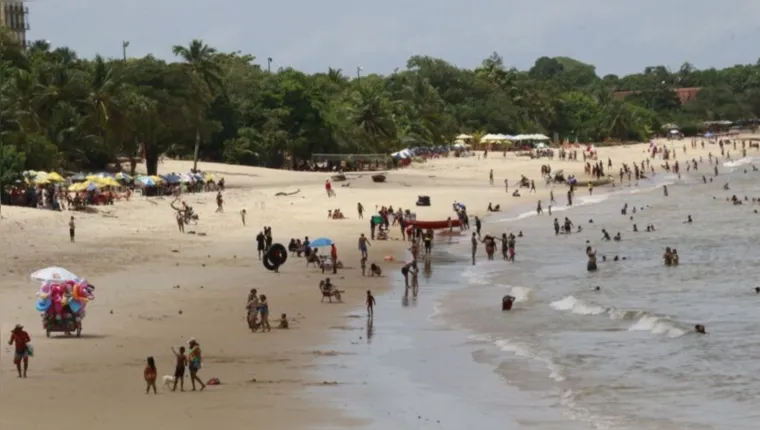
left=407, top=219, right=462, bottom=230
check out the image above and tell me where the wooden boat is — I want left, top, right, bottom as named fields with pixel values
left=407, top=219, right=462, bottom=230
left=371, top=173, right=387, bottom=183
left=568, top=178, right=612, bottom=187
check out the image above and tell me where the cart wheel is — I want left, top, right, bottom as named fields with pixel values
left=46, top=329, right=51, bottom=338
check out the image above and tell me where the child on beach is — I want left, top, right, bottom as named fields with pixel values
left=258, top=295, right=271, bottom=332
left=170, top=346, right=187, bottom=392
left=278, top=313, right=289, bottom=329
left=361, top=257, right=367, bottom=276
left=144, top=356, right=157, bottom=394
left=366, top=290, right=376, bottom=317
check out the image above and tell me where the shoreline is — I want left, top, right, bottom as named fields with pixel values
left=0, top=140, right=735, bottom=430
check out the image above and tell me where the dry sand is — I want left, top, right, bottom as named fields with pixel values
left=0, top=139, right=731, bottom=429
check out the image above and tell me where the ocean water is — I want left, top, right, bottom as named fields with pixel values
left=311, top=156, right=760, bottom=430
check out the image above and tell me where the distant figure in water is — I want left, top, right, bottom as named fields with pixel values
left=663, top=185, right=668, bottom=196
left=502, top=295, right=515, bottom=311
left=686, top=215, right=693, bottom=223
left=694, top=324, right=706, bottom=334
left=586, top=246, right=598, bottom=272
left=754, top=287, right=760, bottom=294
left=594, top=286, right=601, bottom=292
left=633, top=224, right=638, bottom=232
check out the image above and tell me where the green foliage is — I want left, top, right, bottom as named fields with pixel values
left=2, top=27, right=760, bottom=172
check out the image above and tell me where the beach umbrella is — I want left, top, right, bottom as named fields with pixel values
left=33, top=176, right=51, bottom=185
left=48, top=172, right=64, bottom=182
left=115, top=172, right=132, bottom=181
left=31, top=266, right=80, bottom=283
left=135, top=176, right=157, bottom=186
left=94, top=177, right=121, bottom=187
left=162, top=173, right=182, bottom=184
left=310, top=237, right=334, bottom=248
left=70, top=173, right=87, bottom=182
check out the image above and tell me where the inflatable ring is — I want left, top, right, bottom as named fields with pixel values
left=267, top=243, right=288, bottom=265
left=262, top=255, right=277, bottom=271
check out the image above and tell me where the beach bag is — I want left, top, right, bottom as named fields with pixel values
left=26, top=344, right=34, bottom=357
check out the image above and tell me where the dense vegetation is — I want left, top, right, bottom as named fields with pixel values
left=2, top=27, right=760, bottom=179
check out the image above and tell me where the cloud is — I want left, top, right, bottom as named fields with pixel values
left=27, top=0, right=760, bottom=76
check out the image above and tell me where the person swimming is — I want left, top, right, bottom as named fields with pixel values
left=694, top=324, right=706, bottom=334
left=502, top=295, right=515, bottom=311
left=601, top=229, right=611, bottom=241
left=686, top=215, right=693, bottom=223
left=613, top=232, right=622, bottom=241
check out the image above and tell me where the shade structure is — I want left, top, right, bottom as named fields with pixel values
left=309, top=237, right=334, bottom=247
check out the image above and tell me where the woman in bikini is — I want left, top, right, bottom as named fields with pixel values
left=258, top=295, right=271, bottom=332
left=187, top=339, right=206, bottom=391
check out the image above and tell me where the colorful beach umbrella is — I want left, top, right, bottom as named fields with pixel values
left=93, top=177, right=121, bottom=187
left=31, top=266, right=80, bottom=283
left=115, top=172, right=132, bottom=181
left=310, top=237, right=334, bottom=248
left=135, top=176, right=157, bottom=187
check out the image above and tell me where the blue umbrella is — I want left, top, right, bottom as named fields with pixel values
left=310, top=237, right=334, bottom=247
left=162, top=173, right=181, bottom=184
left=136, top=176, right=156, bottom=187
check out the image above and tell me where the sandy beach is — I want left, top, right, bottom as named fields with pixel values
left=0, top=139, right=727, bottom=429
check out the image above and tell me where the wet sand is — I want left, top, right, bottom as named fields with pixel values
left=0, top=140, right=730, bottom=429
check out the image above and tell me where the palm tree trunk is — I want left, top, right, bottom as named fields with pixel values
left=193, top=126, right=201, bottom=172
left=192, top=110, right=201, bottom=172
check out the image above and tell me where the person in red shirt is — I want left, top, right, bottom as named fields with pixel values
left=325, top=180, right=335, bottom=197
left=330, top=243, right=338, bottom=274
left=8, top=324, right=31, bottom=378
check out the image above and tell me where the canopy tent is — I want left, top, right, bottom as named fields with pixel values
left=481, top=133, right=514, bottom=142
left=391, top=149, right=413, bottom=159
left=511, top=134, right=550, bottom=141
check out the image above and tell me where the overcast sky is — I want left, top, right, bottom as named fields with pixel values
left=27, top=0, right=760, bottom=76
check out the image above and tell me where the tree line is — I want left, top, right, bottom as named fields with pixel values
left=1, top=27, right=760, bottom=179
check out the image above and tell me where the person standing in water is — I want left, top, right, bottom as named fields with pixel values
left=586, top=246, right=598, bottom=272
left=536, top=200, right=543, bottom=215
left=475, top=216, right=482, bottom=238
left=471, top=232, right=478, bottom=265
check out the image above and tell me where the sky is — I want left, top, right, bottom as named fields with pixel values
left=25, top=0, right=760, bottom=77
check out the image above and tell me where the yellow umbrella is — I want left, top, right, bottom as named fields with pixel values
left=47, top=172, right=65, bottom=182
left=68, top=181, right=101, bottom=192
left=93, top=177, right=121, bottom=187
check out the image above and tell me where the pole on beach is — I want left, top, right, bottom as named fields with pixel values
left=267, top=57, right=272, bottom=73
left=122, top=40, right=129, bottom=62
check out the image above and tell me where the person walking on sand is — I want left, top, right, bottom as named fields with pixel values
left=68, top=216, right=76, bottom=242
left=187, top=339, right=206, bottom=391
left=504, top=179, right=509, bottom=192
left=330, top=243, right=338, bottom=274
left=325, top=180, right=335, bottom=197
left=489, top=169, right=494, bottom=185
left=240, top=209, right=247, bottom=226
left=256, top=231, right=265, bottom=260
left=357, top=202, right=364, bottom=219
left=530, top=180, right=536, bottom=193
left=8, top=324, right=31, bottom=378
left=358, top=233, right=371, bottom=259
left=215, top=191, right=224, bottom=213
left=366, top=290, right=376, bottom=317
left=144, top=356, right=157, bottom=394
left=170, top=346, right=187, bottom=391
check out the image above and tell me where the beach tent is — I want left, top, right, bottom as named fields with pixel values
left=391, top=149, right=413, bottom=159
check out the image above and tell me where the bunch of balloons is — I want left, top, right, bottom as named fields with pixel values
left=35, top=279, right=95, bottom=318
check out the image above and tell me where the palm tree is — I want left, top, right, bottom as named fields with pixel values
left=172, top=39, right=223, bottom=171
